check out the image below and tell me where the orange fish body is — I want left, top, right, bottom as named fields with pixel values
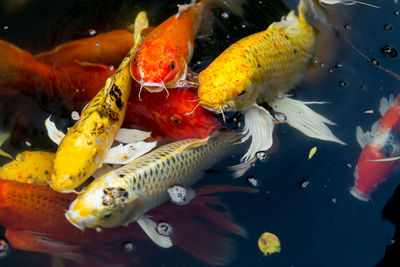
left=0, top=179, right=252, bottom=266
left=130, top=1, right=205, bottom=92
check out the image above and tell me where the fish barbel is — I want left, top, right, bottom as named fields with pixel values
left=50, top=12, right=149, bottom=193
left=66, top=132, right=241, bottom=237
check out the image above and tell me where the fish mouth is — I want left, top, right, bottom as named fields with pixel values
left=140, top=82, right=165, bottom=93
left=65, top=211, right=86, bottom=231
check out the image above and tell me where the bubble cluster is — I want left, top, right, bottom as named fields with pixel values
left=220, top=11, right=230, bottom=19
left=382, top=46, right=398, bottom=58
left=256, top=151, right=267, bottom=161
left=384, top=24, right=393, bottom=31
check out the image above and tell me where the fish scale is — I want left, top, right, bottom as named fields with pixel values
left=198, top=6, right=316, bottom=111
left=67, top=132, right=241, bottom=229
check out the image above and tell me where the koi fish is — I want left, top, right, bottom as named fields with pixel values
left=50, top=12, right=148, bottom=193
left=66, top=132, right=242, bottom=248
left=124, top=86, right=220, bottom=142
left=198, top=0, right=344, bottom=176
left=0, top=178, right=253, bottom=266
left=35, top=30, right=134, bottom=67
left=130, top=0, right=245, bottom=93
left=352, top=94, right=400, bottom=201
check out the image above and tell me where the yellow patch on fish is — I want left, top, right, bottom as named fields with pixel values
left=258, top=232, right=281, bottom=256
left=308, top=146, right=317, bottom=159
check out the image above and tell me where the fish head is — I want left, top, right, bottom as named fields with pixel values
left=130, top=41, right=186, bottom=92
left=150, top=89, right=221, bottom=140
left=65, top=175, right=144, bottom=229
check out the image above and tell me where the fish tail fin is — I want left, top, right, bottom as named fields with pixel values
left=270, top=96, right=346, bottom=145
left=299, top=0, right=331, bottom=30
left=0, top=131, right=13, bottom=159
left=0, top=40, right=50, bottom=89
left=150, top=185, right=255, bottom=266
left=5, top=229, right=91, bottom=264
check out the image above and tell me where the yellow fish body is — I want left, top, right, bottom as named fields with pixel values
left=0, top=151, right=54, bottom=185
left=50, top=12, right=149, bottom=193
left=66, top=132, right=241, bottom=240
left=198, top=0, right=315, bottom=112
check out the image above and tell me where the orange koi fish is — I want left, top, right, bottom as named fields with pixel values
left=0, top=179, right=253, bottom=266
left=130, top=0, right=244, bottom=93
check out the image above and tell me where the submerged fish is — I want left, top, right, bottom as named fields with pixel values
left=50, top=12, right=148, bottom=193
left=130, top=0, right=244, bottom=93
left=124, top=86, right=220, bottom=142
left=352, top=94, right=400, bottom=201
left=0, top=178, right=252, bottom=266
left=198, top=0, right=343, bottom=175
left=66, top=132, right=242, bottom=247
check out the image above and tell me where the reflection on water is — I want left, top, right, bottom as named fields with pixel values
left=0, top=0, right=400, bottom=266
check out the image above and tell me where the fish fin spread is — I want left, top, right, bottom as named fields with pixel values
left=5, top=229, right=88, bottom=263
left=319, top=0, right=380, bottom=8
left=103, top=141, right=157, bottom=164
left=115, top=128, right=152, bottom=143
left=356, top=126, right=373, bottom=149
left=137, top=216, right=173, bottom=248
left=132, top=11, right=149, bottom=53
left=230, top=105, right=273, bottom=178
left=379, top=94, right=394, bottom=116
left=0, top=131, right=13, bottom=159
left=299, top=0, right=331, bottom=30
left=270, top=96, right=346, bottom=145
left=45, top=116, right=65, bottom=145
left=366, top=156, right=400, bottom=162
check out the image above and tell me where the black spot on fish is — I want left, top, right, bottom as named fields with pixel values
left=118, top=173, right=125, bottom=178
left=293, top=49, right=297, bottom=55
left=109, top=85, right=123, bottom=110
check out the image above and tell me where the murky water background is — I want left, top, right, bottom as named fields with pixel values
left=1, top=0, right=400, bottom=266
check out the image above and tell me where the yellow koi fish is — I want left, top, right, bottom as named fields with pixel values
left=66, top=132, right=241, bottom=248
left=50, top=12, right=149, bottom=193
left=198, top=0, right=344, bottom=176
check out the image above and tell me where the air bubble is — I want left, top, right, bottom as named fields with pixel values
left=0, top=239, right=9, bottom=258
left=371, top=58, right=380, bottom=65
left=339, top=81, right=347, bottom=87
left=107, top=65, right=115, bottom=71
left=247, top=177, right=258, bottom=187
left=335, top=63, right=342, bottom=68
left=256, top=151, right=267, bottom=161
left=274, top=112, right=286, bottom=122
left=123, top=242, right=134, bottom=252
left=157, top=222, right=173, bottom=236
left=382, top=46, right=398, bottom=58
left=344, top=24, right=351, bottom=30
left=95, top=42, right=100, bottom=47
left=330, top=197, right=339, bottom=204
left=71, top=111, right=80, bottom=121
left=396, top=11, right=400, bottom=16
left=25, top=141, right=31, bottom=147
left=220, top=11, right=230, bottom=19
left=89, top=29, right=97, bottom=35
left=384, top=24, right=393, bottom=30
left=360, top=85, right=366, bottom=91
left=300, top=179, right=310, bottom=188
left=95, top=226, right=102, bottom=233
left=3, top=26, right=8, bottom=30
left=346, top=163, right=353, bottom=168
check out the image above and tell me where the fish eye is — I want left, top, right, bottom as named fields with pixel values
left=103, top=213, right=113, bottom=219
left=133, top=56, right=137, bottom=63
left=238, top=90, right=246, bottom=96
left=170, top=63, right=175, bottom=70
left=171, top=115, right=181, bottom=124
left=223, top=104, right=230, bottom=110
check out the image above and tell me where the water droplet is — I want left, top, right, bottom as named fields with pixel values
left=3, top=26, right=8, bottom=30
left=396, top=11, right=400, bottom=16
left=274, top=112, right=286, bottom=122
left=330, top=197, right=339, bottom=204
left=71, top=111, right=80, bottom=121
left=339, top=81, right=347, bottom=87
left=241, top=24, right=246, bottom=29
left=300, top=179, right=310, bottom=188
left=226, top=34, right=231, bottom=39
left=314, top=59, right=319, bottom=64
left=0, top=239, right=9, bottom=258
left=123, top=241, right=134, bottom=252
left=89, top=29, right=97, bottom=35
left=328, top=68, right=333, bottom=73
left=256, top=151, right=268, bottom=161
left=382, top=45, right=398, bottom=58
left=344, top=24, right=351, bottom=30
left=247, top=177, right=258, bottom=187
left=346, top=163, right=353, bottom=168
left=107, top=65, right=115, bottom=71
left=157, top=222, right=173, bottom=236
left=335, top=63, right=342, bottom=68
left=360, top=85, right=367, bottom=91
left=25, top=141, right=31, bottom=147
left=389, top=238, right=396, bottom=245
left=220, top=11, right=230, bottom=19
left=319, top=63, right=325, bottom=68
left=95, top=42, right=100, bottom=47
left=384, top=24, right=393, bottom=30
left=95, top=226, right=102, bottom=233
left=371, top=58, right=380, bottom=65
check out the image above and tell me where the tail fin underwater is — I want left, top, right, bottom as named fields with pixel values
left=299, top=0, right=331, bottom=30
left=148, top=185, right=256, bottom=266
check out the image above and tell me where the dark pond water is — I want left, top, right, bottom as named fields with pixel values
left=1, top=0, right=400, bottom=266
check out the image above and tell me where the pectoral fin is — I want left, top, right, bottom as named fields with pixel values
left=379, top=94, right=394, bottom=116
left=115, top=128, right=152, bottom=143
left=137, top=216, right=173, bottom=248
left=45, top=116, right=65, bottom=145
left=0, top=131, right=12, bottom=159
left=104, top=141, right=157, bottom=164
left=356, top=126, right=373, bottom=149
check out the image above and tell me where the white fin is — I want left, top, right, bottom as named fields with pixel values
left=167, top=185, right=195, bottom=205
left=176, top=0, right=196, bottom=18
left=356, top=126, right=372, bottom=148
left=91, top=164, right=113, bottom=179
left=103, top=141, right=157, bottom=165
left=350, top=186, right=370, bottom=202
left=45, top=116, right=65, bottom=145
left=115, top=128, right=151, bottom=143
left=300, top=0, right=331, bottom=30
left=366, top=156, right=400, bottom=162
left=319, top=0, right=380, bottom=8
left=228, top=157, right=257, bottom=179
left=137, top=216, right=173, bottom=248
left=378, top=94, right=394, bottom=116
left=0, top=131, right=12, bottom=159
left=270, top=96, right=346, bottom=145
left=370, top=120, right=379, bottom=134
